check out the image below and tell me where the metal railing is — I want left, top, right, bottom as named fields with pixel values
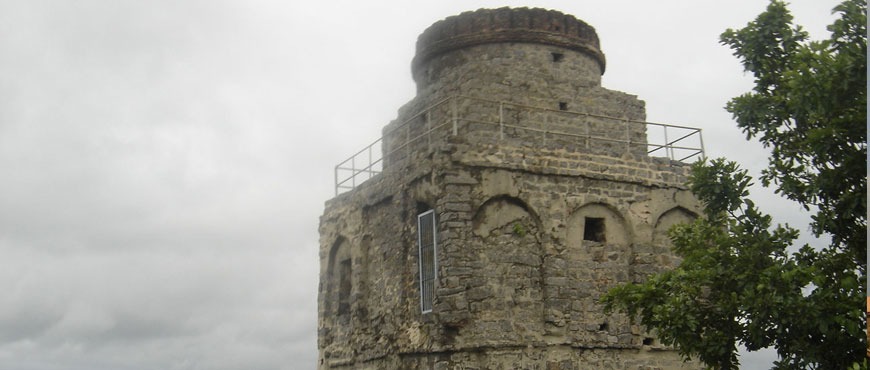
left=334, top=96, right=704, bottom=195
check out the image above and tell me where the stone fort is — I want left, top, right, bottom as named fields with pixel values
left=319, top=7, right=704, bottom=369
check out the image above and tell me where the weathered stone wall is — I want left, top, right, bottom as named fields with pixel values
left=319, top=140, right=700, bottom=368
left=388, top=7, right=643, bottom=163
left=382, top=90, right=649, bottom=170
left=326, top=346, right=696, bottom=369
left=319, top=7, right=702, bottom=370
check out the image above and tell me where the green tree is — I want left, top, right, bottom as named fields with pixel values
left=603, top=1, right=866, bottom=369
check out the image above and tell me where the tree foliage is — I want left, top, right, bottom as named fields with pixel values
left=603, top=1, right=866, bottom=369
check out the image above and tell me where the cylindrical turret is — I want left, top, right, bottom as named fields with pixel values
left=411, top=8, right=606, bottom=94
left=378, top=8, right=648, bottom=170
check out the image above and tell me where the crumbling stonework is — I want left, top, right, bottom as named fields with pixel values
left=320, top=7, right=702, bottom=369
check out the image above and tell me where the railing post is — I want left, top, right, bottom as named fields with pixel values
left=698, top=128, right=706, bottom=160
left=368, top=145, right=373, bottom=180
left=451, top=98, right=458, bottom=135
left=334, top=164, right=339, bottom=196
left=662, top=125, right=674, bottom=159
left=499, top=102, right=504, bottom=140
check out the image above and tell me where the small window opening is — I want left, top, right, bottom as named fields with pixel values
left=558, top=102, right=568, bottom=111
left=552, top=52, right=564, bottom=62
left=416, top=201, right=432, bottom=215
left=584, top=217, right=606, bottom=242
left=598, top=322, right=609, bottom=331
left=643, top=337, right=654, bottom=345
left=337, top=258, right=352, bottom=315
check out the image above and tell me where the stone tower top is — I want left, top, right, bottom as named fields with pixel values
left=411, top=7, right=606, bottom=85
left=321, top=7, right=705, bottom=368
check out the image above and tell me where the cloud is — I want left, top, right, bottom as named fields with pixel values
left=0, top=238, right=317, bottom=369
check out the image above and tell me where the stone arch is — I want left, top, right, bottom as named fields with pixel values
left=320, top=235, right=354, bottom=359
left=326, top=236, right=352, bottom=319
left=566, top=202, right=631, bottom=248
left=466, top=195, right=544, bottom=343
left=653, top=207, right=698, bottom=246
left=472, top=195, right=541, bottom=237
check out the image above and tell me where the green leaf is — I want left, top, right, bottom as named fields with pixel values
left=604, top=1, right=867, bottom=368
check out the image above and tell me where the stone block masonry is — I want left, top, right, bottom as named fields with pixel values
left=319, top=7, right=702, bottom=370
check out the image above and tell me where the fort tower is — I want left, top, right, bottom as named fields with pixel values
left=319, top=7, right=703, bottom=369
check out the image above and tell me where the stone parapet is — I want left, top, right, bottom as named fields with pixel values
left=452, top=143, right=692, bottom=188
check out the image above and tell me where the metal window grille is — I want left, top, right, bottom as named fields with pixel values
left=417, top=210, right=437, bottom=313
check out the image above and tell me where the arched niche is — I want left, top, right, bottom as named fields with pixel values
left=567, top=202, right=630, bottom=248
left=472, top=195, right=540, bottom=238
left=326, top=236, right=352, bottom=318
left=467, top=195, right=544, bottom=342
left=653, top=207, right=698, bottom=246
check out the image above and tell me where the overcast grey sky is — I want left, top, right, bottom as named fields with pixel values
left=0, top=1, right=841, bottom=369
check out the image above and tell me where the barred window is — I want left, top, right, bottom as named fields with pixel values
left=417, top=210, right=437, bottom=313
